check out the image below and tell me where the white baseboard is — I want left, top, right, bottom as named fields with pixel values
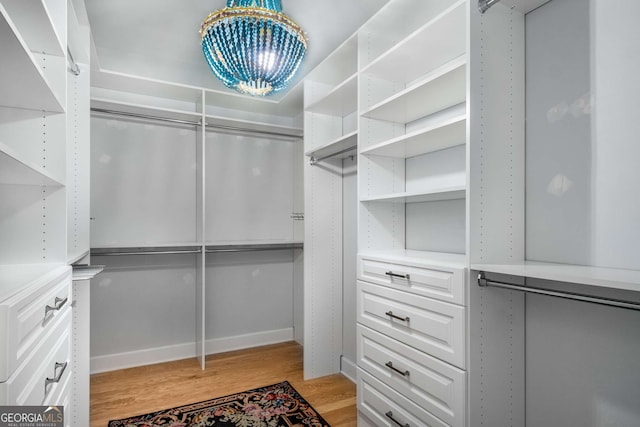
left=90, top=328, right=294, bottom=374
left=340, top=356, right=357, bottom=383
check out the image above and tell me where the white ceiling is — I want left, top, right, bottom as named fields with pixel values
left=84, top=0, right=390, bottom=116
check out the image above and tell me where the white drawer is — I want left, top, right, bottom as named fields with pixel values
left=45, top=360, right=72, bottom=427
left=357, top=324, right=466, bottom=427
left=358, top=368, right=450, bottom=427
left=358, top=255, right=465, bottom=305
left=0, top=267, right=71, bottom=382
left=357, top=281, right=466, bottom=369
left=0, top=308, right=71, bottom=405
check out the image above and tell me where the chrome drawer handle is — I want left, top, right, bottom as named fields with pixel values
left=45, top=361, right=68, bottom=394
left=385, top=411, right=409, bottom=427
left=45, top=296, right=68, bottom=316
left=385, top=311, right=410, bottom=322
left=385, top=361, right=410, bottom=377
left=385, top=271, right=410, bottom=280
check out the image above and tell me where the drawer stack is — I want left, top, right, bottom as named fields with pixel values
left=0, top=266, right=73, bottom=407
left=356, top=253, right=466, bottom=427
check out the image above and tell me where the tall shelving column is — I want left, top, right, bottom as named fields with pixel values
left=303, top=35, right=358, bottom=379
left=356, top=0, right=469, bottom=425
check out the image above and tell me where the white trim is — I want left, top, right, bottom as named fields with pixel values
left=90, top=328, right=294, bottom=374
left=340, top=356, right=357, bottom=383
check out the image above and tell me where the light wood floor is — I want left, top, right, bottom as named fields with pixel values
left=90, top=341, right=357, bottom=426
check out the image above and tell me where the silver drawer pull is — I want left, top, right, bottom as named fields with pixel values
left=45, top=296, right=68, bottom=316
left=45, top=361, right=68, bottom=394
left=385, top=311, right=410, bottom=323
left=385, top=411, right=409, bottom=427
left=385, top=271, right=410, bottom=280
left=385, top=361, right=410, bottom=377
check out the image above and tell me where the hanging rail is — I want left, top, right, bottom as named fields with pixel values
left=90, top=108, right=302, bottom=139
left=67, top=47, right=81, bottom=76
left=91, top=246, right=202, bottom=256
left=309, top=146, right=356, bottom=166
left=477, top=271, right=640, bottom=311
left=478, top=0, right=501, bottom=13
left=206, top=242, right=303, bottom=253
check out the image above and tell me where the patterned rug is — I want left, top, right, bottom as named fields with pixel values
left=108, top=381, right=330, bottom=427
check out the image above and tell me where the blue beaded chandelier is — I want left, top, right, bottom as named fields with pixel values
left=200, top=0, right=308, bottom=96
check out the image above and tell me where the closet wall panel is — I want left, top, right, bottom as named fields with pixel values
left=90, top=117, right=197, bottom=246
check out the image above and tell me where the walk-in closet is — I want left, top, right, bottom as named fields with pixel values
left=1, top=0, right=639, bottom=426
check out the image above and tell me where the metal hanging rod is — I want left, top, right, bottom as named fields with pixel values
left=91, top=247, right=202, bottom=256
left=206, top=243, right=303, bottom=253
left=90, top=108, right=302, bottom=139
left=309, top=146, right=356, bottom=165
left=478, top=0, right=501, bottom=13
left=67, top=47, right=81, bottom=76
left=477, top=272, right=640, bottom=311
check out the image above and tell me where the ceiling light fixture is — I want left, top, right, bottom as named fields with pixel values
left=200, top=0, right=308, bottom=97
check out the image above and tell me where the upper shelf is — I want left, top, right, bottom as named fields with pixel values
left=361, top=114, right=466, bottom=158
left=0, top=5, right=65, bottom=113
left=1, top=0, right=65, bottom=56
left=361, top=185, right=466, bottom=204
left=305, top=131, right=357, bottom=164
left=472, top=262, right=640, bottom=294
left=0, top=141, right=65, bottom=186
left=362, top=56, right=466, bottom=124
left=361, top=0, right=466, bottom=85
left=304, top=73, right=358, bottom=117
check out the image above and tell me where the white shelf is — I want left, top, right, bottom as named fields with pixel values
left=1, top=0, right=65, bottom=56
left=305, top=131, right=357, bottom=162
left=91, top=241, right=201, bottom=250
left=472, top=261, right=640, bottom=293
left=362, top=56, right=466, bottom=124
left=359, top=249, right=467, bottom=270
left=91, top=98, right=202, bottom=124
left=0, top=5, right=64, bottom=113
left=361, top=0, right=466, bottom=85
left=361, top=114, right=466, bottom=158
left=0, top=141, right=65, bottom=186
left=499, top=0, right=552, bottom=14
left=205, top=113, right=303, bottom=138
left=361, top=185, right=466, bottom=204
left=304, top=73, right=358, bottom=116
left=306, top=34, right=357, bottom=87
left=205, top=239, right=303, bottom=247
left=0, top=264, right=69, bottom=302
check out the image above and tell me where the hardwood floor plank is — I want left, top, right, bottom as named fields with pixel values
left=90, top=341, right=357, bottom=427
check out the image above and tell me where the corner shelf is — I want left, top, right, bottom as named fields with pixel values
left=0, top=5, right=65, bottom=113
left=472, top=262, right=640, bottom=294
left=305, top=131, right=357, bottom=163
left=361, top=0, right=466, bottom=85
left=362, top=56, right=466, bottom=124
left=0, top=141, right=65, bottom=186
left=304, top=73, right=358, bottom=116
left=361, top=114, right=466, bottom=158
left=361, top=185, right=466, bottom=204
left=1, top=0, right=65, bottom=56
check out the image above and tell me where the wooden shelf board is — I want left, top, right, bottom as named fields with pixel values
left=0, top=141, right=65, bottom=186
left=359, top=249, right=467, bottom=270
left=0, top=6, right=64, bottom=113
left=361, top=115, right=466, bottom=158
left=305, top=73, right=358, bottom=116
left=361, top=185, right=466, bottom=204
left=362, top=56, right=466, bottom=124
left=472, top=261, right=640, bottom=293
left=361, top=0, right=466, bottom=85
left=1, top=0, right=65, bottom=56
left=305, top=131, right=358, bottom=161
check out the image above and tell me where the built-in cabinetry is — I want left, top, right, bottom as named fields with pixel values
left=356, top=1, right=469, bottom=425
left=87, top=82, right=304, bottom=372
left=0, top=0, right=92, bottom=423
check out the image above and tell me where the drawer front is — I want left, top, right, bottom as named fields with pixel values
left=0, top=268, right=71, bottom=382
left=358, top=256, right=465, bottom=305
left=357, top=281, right=466, bottom=369
left=358, top=368, right=450, bottom=427
left=0, top=308, right=71, bottom=405
left=357, top=324, right=466, bottom=427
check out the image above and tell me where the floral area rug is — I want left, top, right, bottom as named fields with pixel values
left=108, top=381, right=330, bottom=427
